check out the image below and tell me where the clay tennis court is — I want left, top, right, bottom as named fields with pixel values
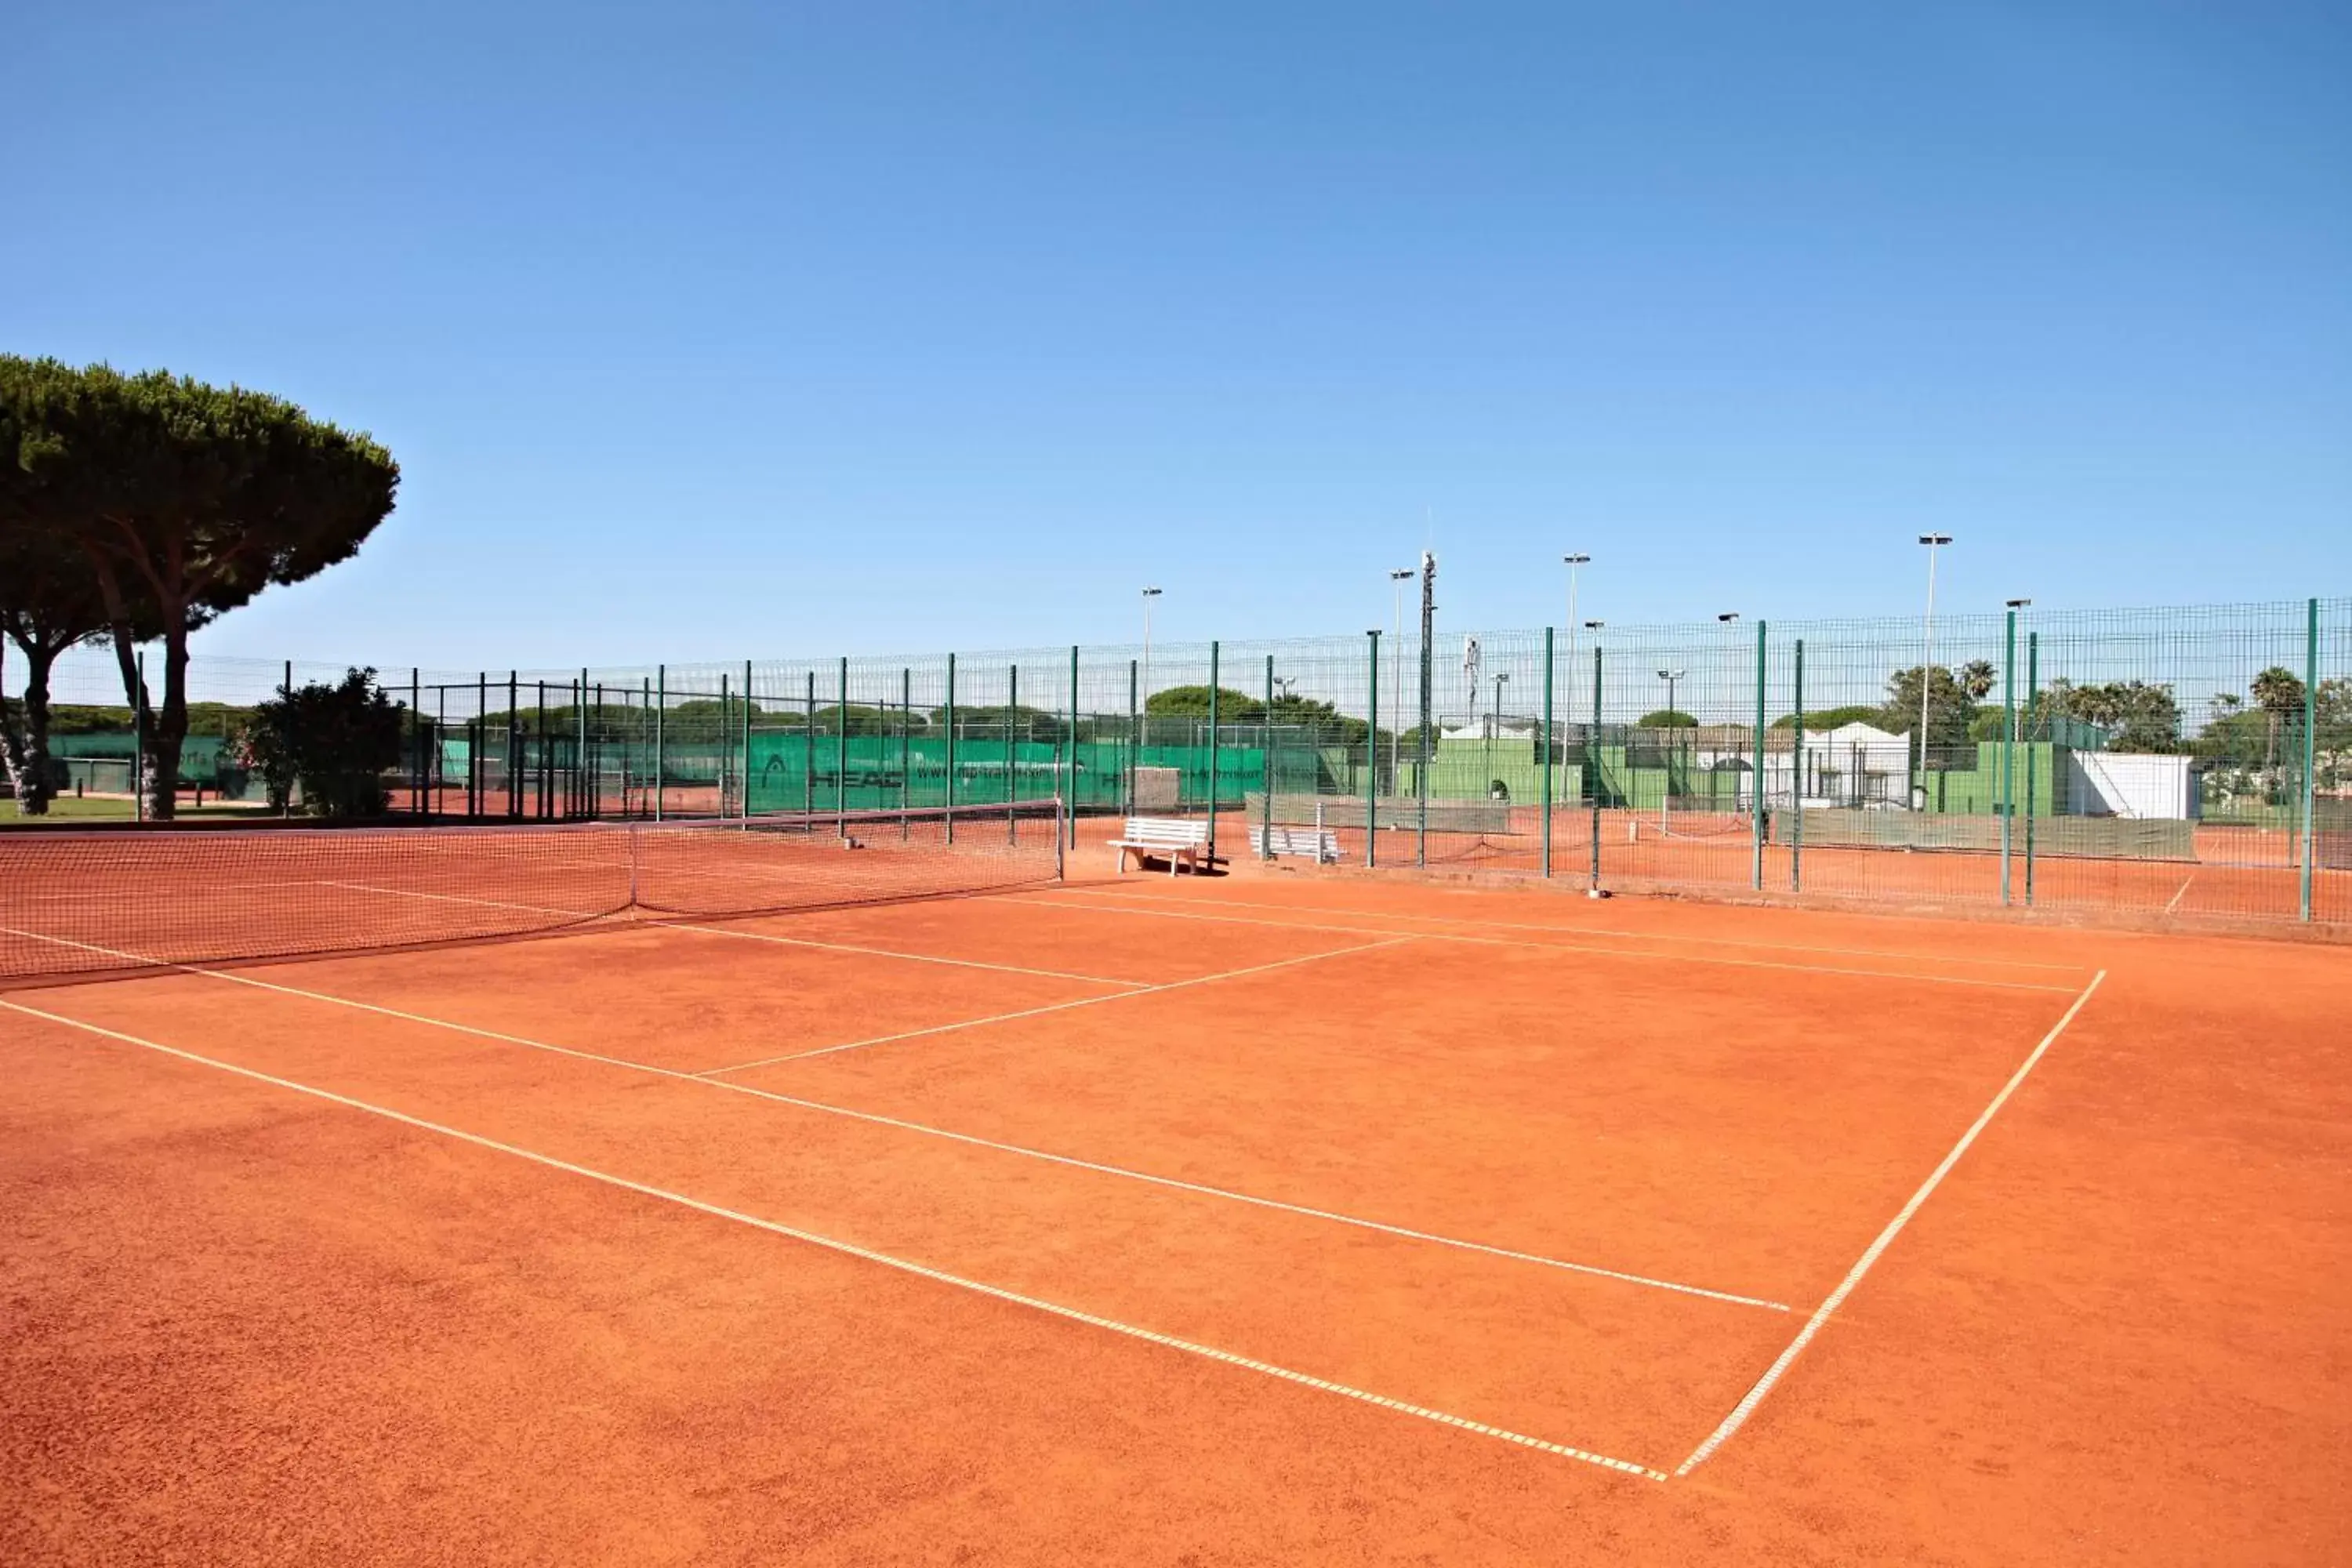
left=3, top=829, right=2346, bottom=1564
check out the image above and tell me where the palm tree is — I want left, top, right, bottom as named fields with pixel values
left=2251, top=666, right=2306, bottom=771
left=1959, top=660, right=1996, bottom=702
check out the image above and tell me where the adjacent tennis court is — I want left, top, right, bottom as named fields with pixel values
left=2, top=823, right=2343, bottom=1564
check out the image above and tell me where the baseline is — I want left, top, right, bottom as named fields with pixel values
left=1007, top=897, right=2082, bottom=994
left=1, top=996, right=1669, bottom=1483
left=1050, top=884, right=2092, bottom=973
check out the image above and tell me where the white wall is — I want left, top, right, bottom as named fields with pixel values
left=2065, top=752, right=2199, bottom=819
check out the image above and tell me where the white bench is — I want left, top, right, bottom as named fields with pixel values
left=1109, top=816, right=1221, bottom=876
left=1251, top=823, right=1341, bottom=863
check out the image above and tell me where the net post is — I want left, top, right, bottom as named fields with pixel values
left=1261, top=654, right=1275, bottom=859
left=2303, top=597, right=2319, bottom=922
left=837, top=655, right=849, bottom=837
left=577, top=669, right=590, bottom=819
left=1791, top=638, right=1806, bottom=891
left=1751, top=619, right=1766, bottom=890
left=1366, top=630, right=1380, bottom=868
left=1589, top=644, right=1603, bottom=892
left=1007, top=662, right=1018, bottom=844
left=653, top=666, right=666, bottom=822
left=1207, top=642, right=1221, bottom=861
left=804, top=670, right=815, bottom=817
left=901, top=666, right=912, bottom=839
left=2024, top=632, right=2038, bottom=906
left=2002, top=608, right=2017, bottom=906
left=1068, top=644, right=1080, bottom=849
left=945, top=653, right=957, bottom=843
left=1541, top=626, right=1555, bottom=879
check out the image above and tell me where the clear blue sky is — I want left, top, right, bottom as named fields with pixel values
left=12, top=2, right=2348, bottom=667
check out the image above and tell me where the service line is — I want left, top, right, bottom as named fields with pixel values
left=699, top=935, right=1417, bottom=1073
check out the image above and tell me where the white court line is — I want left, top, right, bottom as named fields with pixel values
left=701, top=936, right=1420, bottom=1074
left=1006, top=898, right=2084, bottom=995
left=320, top=883, right=1148, bottom=987
left=2164, top=872, right=2197, bottom=916
left=1673, top=970, right=2109, bottom=1476
left=652, top=921, right=1149, bottom=988
left=1, top=924, right=1781, bottom=1311
left=0, top=997, right=1668, bottom=1483
left=1051, top=884, right=2092, bottom=973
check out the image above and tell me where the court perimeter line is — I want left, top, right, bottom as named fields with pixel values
left=1672, top=969, right=2110, bottom=1477
left=700, top=936, right=1420, bottom=1073
left=318, top=882, right=1151, bottom=987
left=2, top=927, right=1769, bottom=1308
left=1005, top=898, right=2083, bottom=995
left=0, top=997, right=1668, bottom=1483
left=2164, top=872, right=2197, bottom=916
left=1049, top=884, right=2091, bottom=973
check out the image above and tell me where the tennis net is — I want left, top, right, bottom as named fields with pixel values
left=0, top=800, right=1065, bottom=985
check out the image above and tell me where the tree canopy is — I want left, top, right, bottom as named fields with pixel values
left=0, top=357, right=398, bottom=817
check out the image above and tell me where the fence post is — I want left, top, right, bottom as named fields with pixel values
left=902, top=666, right=913, bottom=837
left=1751, top=620, right=1767, bottom=890
left=1366, top=630, right=1380, bottom=868
left=804, top=670, right=815, bottom=817
left=1541, top=626, right=1555, bottom=879
left=1791, top=639, right=1806, bottom=891
left=2303, top=597, right=2319, bottom=923
left=1207, top=642, right=1221, bottom=860
left=837, top=655, right=849, bottom=837
left=1260, top=655, right=1276, bottom=858
left=1007, top=663, right=1019, bottom=843
left=742, top=659, right=753, bottom=823
left=1127, top=658, right=1139, bottom=813
left=507, top=673, right=519, bottom=819
left=476, top=672, right=488, bottom=819
left=1068, top=644, right=1080, bottom=848
left=2024, top=632, right=2038, bottom=906
left=2002, top=608, right=2017, bottom=906
left=945, top=653, right=958, bottom=842
left=1589, top=644, right=1603, bottom=892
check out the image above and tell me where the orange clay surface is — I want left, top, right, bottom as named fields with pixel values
left=4, top=865, right=2349, bottom=1563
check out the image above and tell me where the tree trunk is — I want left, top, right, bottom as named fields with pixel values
left=1, top=633, right=67, bottom=815
left=147, top=612, right=191, bottom=822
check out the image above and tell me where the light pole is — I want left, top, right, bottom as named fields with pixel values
left=1656, top=668, right=1683, bottom=833
left=1139, top=586, right=1162, bottom=740
left=1388, top=567, right=1413, bottom=789
left=1563, top=554, right=1590, bottom=728
left=1915, top=535, right=1951, bottom=809
left=1718, top=612, right=1740, bottom=812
